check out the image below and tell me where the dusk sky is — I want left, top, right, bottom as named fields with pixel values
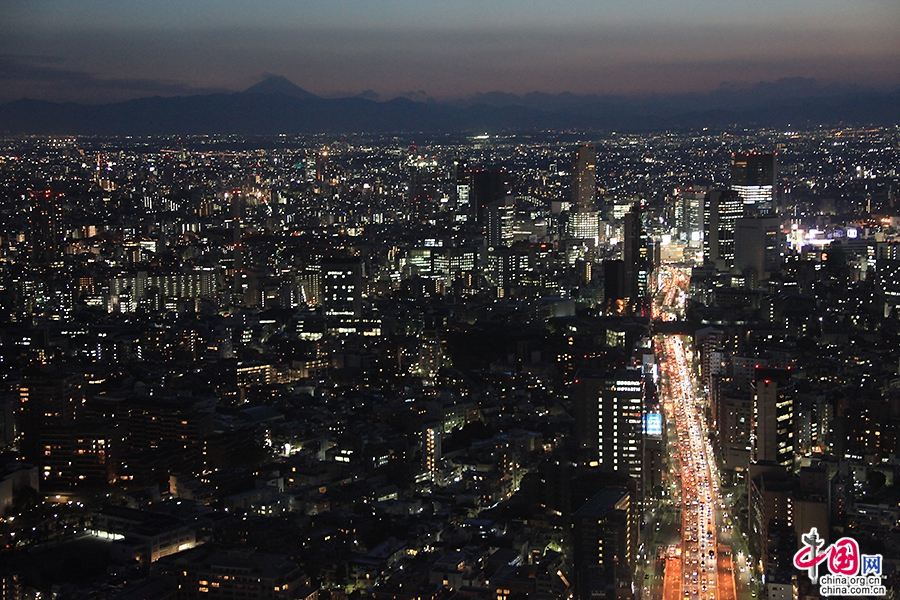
left=1, top=0, right=898, bottom=104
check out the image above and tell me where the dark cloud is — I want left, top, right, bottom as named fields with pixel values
left=0, top=54, right=228, bottom=103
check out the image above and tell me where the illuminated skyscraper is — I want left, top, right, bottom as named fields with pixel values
left=674, top=187, right=706, bottom=245
left=30, top=190, right=64, bottom=263
left=315, top=148, right=329, bottom=182
left=453, top=160, right=471, bottom=222
left=485, top=197, right=514, bottom=248
left=574, top=369, right=645, bottom=479
left=751, top=367, right=795, bottom=467
left=567, top=211, right=600, bottom=245
left=703, top=188, right=743, bottom=269
left=732, top=153, right=777, bottom=214
left=567, top=144, right=600, bottom=245
left=422, top=423, right=442, bottom=480
left=227, top=190, right=244, bottom=307
left=572, top=144, right=597, bottom=211
left=407, top=151, right=438, bottom=221
left=623, top=204, right=650, bottom=314
left=876, top=254, right=900, bottom=318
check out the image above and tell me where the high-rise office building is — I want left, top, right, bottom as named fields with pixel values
left=734, top=216, right=782, bottom=282
left=572, top=144, right=597, bottom=211
left=703, top=188, right=743, bottom=269
left=485, top=197, right=514, bottom=248
left=314, top=148, right=329, bottom=182
left=674, top=187, right=706, bottom=245
left=30, top=190, right=64, bottom=263
left=732, top=153, right=777, bottom=214
left=321, top=257, right=363, bottom=318
left=875, top=249, right=900, bottom=317
left=296, top=268, right=322, bottom=307
left=462, top=168, right=508, bottom=228
left=603, top=260, right=627, bottom=314
left=623, top=204, right=651, bottom=314
left=567, top=211, right=600, bottom=245
left=226, top=189, right=245, bottom=307
left=752, top=367, right=795, bottom=467
left=568, top=145, right=600, bottom=247
left=453, top=160, right=471, bottom=223
left=407, top=152, right=438, bottom=220
left=574, top=369, right=645, bottom=479
left=714, top=379, right=753, bottom=471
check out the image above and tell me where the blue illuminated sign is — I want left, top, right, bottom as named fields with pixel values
left=644, top=412, right=662, bottom=437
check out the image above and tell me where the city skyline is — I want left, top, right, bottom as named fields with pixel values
left=1, top=0, right=898, bottom=104
left=0, top=124, right=898, bottom=598
left=1, top=2, right=899, bottom=598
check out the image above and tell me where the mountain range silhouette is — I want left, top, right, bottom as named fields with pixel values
left=1, top=75, right=897, bottom=135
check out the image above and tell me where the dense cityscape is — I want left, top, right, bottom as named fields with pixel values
left=0, top=125, right=899, bottom=600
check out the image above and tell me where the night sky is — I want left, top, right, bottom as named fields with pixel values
left=1, top=0, right=898, bottom=104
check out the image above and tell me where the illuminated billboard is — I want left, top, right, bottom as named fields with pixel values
left=644, top=412, right=662, bottom=437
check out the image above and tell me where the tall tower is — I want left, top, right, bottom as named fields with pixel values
left=732, top=153, right=777, bottom=214
left=572, top=144, right=597, bottom=211
left=229, top=190, right=244, bottom=307
left=703, top=188, right=743, bottom=269
left=407, top=150, right=438, bottom=221
left=30, top=190, right=64, bottom=264
left=422, top=423, right=442, bottom=481
left=315, top=148, right=329, bottom=182
left=674, top=187, right=706, bottom=245
left=751, top=367, right=795, bottom=467
left=453, top=160, right=471, bottom=223
left=623, top=204, right=650, bottom=314
left=466, top=169, right=508, bottom=234
left=485, top=197, right=514, bottom=248
left=603, top=260, right=627, bottom=314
